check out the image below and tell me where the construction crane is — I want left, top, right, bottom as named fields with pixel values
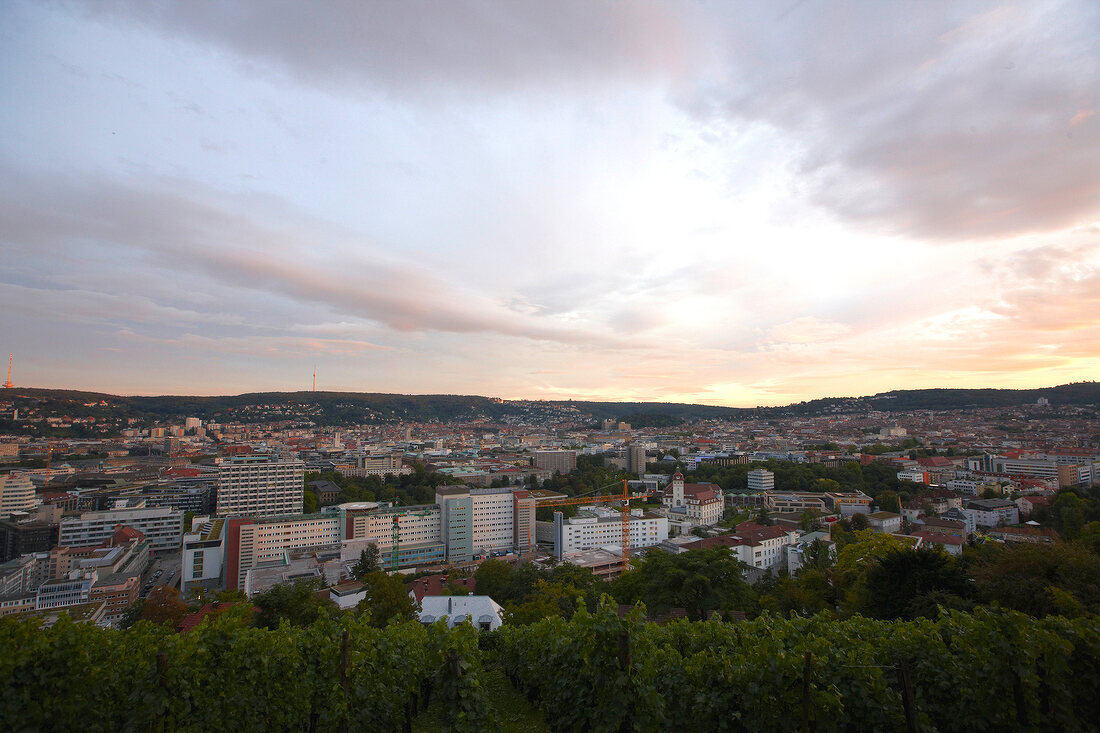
left=530, top=480, right=633, bottom=573
left=390, top=508, right=435, bottom=571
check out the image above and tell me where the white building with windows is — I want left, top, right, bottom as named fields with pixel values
left=0, top=472, right=35, bottom=519
left=59, top=506, right=183, bottom=550
left=215, top=455, right=305, bottom=517
left=549, top=507, right=668, bottom=558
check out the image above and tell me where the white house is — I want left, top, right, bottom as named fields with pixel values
left=418, top=595, right=504, bottom=631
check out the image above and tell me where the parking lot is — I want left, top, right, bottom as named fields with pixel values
left=141, top=553, right=182, bottom=598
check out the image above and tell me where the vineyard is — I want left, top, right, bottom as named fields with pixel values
left=2, top=600, right=1099, bottom=732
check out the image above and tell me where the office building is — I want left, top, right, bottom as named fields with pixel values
left=59, top=506, right=183, bottom=551
left=0, top=472, right=35, bottom=519
left=747, top=469, right=775, bottom=493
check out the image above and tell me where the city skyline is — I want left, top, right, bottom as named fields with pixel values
left=2, top=1, right=1098, bottom=406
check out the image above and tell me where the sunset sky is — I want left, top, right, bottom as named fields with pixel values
left=1, top=1, right=1098, bottom=406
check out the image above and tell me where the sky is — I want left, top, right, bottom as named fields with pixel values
left=1, top=0, right=1098, bottom=406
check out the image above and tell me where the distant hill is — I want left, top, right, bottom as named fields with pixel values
left=2, top=382, right=1096, bottom=428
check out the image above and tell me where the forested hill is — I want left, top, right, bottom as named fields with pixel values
left=2, top=382, right=1096, bottom=426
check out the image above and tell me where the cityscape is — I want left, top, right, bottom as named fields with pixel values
left=3, top=0, right=1099, bottom=730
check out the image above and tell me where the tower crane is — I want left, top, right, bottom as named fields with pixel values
left=389, top=508, right=435, bottom=571
left=529, top=480, right=633, bottom=573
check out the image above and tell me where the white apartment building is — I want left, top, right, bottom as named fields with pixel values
left=550, top=507, right=668, bottom=558
left=59, top=506, right=184, bottom=550
left=215, top=455, right=304, bottom=517
left=0, top=472, right=35, bottom=519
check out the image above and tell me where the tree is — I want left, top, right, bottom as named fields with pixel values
left=303, top=490, right=319, bottom=514
left=141, top=586, right=188, bottom=626
left=863, top=547, right=974, bottom=620
left=612, top=547, right=754, bottom=621
left=754, top=507, right=773, bottom=526
left=876, top=490, right=901, bottom=514
left=473, top=558, right=514, bottom=600
left=351, top=544, right=381, bottom=579
left=252, top=578, right=334, bottom=629
left=357, top=571, right=418, bottom=627
left=799, top=508, right=823, bottom=532
left=849, top=512, right=869, bottom=531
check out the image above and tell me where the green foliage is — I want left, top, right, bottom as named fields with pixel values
left=863, top=547, right=974, bottom=620
left=302, top=489, right=319, bottom=514
left=499, top=602, right=1100, bottom=732
left=0, top=612, right=497, bottom=732
left=357, top=571, right=419, bottom=627
left=968, top=542, right=1100, bottom=617
left=611, top=547, right=754, bottom=621
left=351, top=544, right=381, bottom=579
left=252, top=578, right=335, bottom=629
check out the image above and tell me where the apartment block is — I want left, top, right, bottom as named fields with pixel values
left=533, top=451, right=577, bottom=474
left=215, top=455, right=304, bottom=517
left=549, top=507, right=668, bottom=558
left=225, top=514, right=342, bottom=593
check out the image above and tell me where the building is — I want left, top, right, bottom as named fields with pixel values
left=0, top=472, right=35, bottom=519
left=533, top=451, right=577, bottom=475
left=436, top=487, right=473, bottom=564
left=965, top=499, right=1019, bottom=528
left=765, top=492, right=829, bottom=515
left=786, top=531, right=836, bottom=574
left=343, top=503, right=446, bottom=570
left=909, top=531, right=964, bottom=556
left=59, top=506, right=183, bottom=551
left=215, top=455, right=304, bottom=518
left=549, top=507, right=668, bottom=558
left=224, top=514, right=342, bottom=593
left=747, top=469, right=774, bottom=493
left=866, top=512, right=902, bottom=534
left=418, top=595, right=504, bottom=631
left=180, top=518, right=227, bottom=595
left=0, top=517, right=56, bottom=562
left=662, top=473, right=723, bottom=526
left=682, top=523, right=799, bottom=572
left=334, top=452, right=410, bottom=478
left=626, top=446, right=647, bottom=476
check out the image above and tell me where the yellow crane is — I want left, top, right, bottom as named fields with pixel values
left=530, top=480, right=633, bottom=573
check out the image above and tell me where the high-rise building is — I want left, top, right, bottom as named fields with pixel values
left=534, top=451, right=577, bottom=474
left=0, top=472, right=35, bottom=519
left=215, top=455, right=304, bottom=517
left=747, top=469, right=775, bottom=493
left=626, top=446, right=647, bottom=476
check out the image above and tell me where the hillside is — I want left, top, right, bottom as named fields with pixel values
left=1, top=382, right=1096, bottom=428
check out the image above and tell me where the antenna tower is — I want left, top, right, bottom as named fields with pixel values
left=2, top=355, right=12, bottom=389
left=312, top=366, right=316, bottom=392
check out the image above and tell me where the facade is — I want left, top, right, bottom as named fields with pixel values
left=59, top=506, right=183, bottom=551
left=965, top=499, right=1019, bottom=528
left=225, top=514, right=342, bottom=592
left=180, top=518, right=227, bottom=595
left=550, top=507, right=668, bottom=558
left=343, top=503, right=446, bottom=569
left=334, top=452, right=410, bottom=478
left=626, top=446, right=647, bottom=476
left=215, top=455, right=305, bottom=518
left=533, top=451, right=577, bottom=474
left=0, top=518, right=56, bottom=563
left=662, top=473, right=723, bottom=526
left=747, top=469, right=775, bottom=492
left=470, top=488, right=515, bottom=553
left=866, top=512, right=902, bottom=534
left=766, top=492, right=829, bottom=514
left=0, top=472, right=36, bottom=519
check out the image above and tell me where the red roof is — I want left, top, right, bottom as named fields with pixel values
left=911, top=531, right=964, bottom=546
left=405, top=574, right=477, bottom=603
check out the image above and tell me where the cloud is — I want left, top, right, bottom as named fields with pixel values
left=0, top=166, right=631, bottom=347
left=682, top=1, right=1100, bottom=239
left=70, top=0, right=692, bottom=94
